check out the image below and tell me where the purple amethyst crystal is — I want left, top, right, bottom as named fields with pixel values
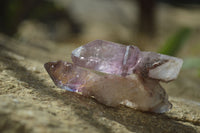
left=71, top=40, right=141, bottom=76
left=44, top=40, right=183, bottom=113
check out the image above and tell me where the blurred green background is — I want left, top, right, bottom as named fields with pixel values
left=0, top=0, right=200, bottom=102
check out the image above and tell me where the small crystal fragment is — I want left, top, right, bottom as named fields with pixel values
left=44, top=40, right=183, bottom=113
left=137, top=52, right=183, bottom=82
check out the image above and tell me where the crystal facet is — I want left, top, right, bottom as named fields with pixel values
left=44, top=40, right=183, bottom=113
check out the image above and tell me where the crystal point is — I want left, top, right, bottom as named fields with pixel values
left=137, top=52, right=183, bottom=82
left=45, top=40, right=183, bottom=113
left=45, top=61, right=172, bottom=112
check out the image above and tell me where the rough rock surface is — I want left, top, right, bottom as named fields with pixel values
left=0, top=34, right=200, bottom=133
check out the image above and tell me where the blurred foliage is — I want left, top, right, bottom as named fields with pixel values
left=0, top=0, right=81, bottom=36
left=183, top=57, right=200, bottom=77
left=159, top=27, right=191, bottom=56
left=183, top=58, right=200, bottom=69
left=159, top=27, right=200, bottom=77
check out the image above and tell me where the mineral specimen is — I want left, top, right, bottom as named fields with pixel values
left=71, top=40, right=141, bottom=76
left=44, top=40, right=183, bottom=113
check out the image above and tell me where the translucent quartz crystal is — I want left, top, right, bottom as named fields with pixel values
left=44, top=40, right=183, bottom=113
left=138, top=52, right=183, bottom=82
left=71, top=40, right=141, bottom=76
left=71, top=40, right=183, bottom=81
left=44, top=61, right=172, bottom=113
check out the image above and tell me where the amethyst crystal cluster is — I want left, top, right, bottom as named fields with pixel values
left=44, top=40, right=183, bottom=113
